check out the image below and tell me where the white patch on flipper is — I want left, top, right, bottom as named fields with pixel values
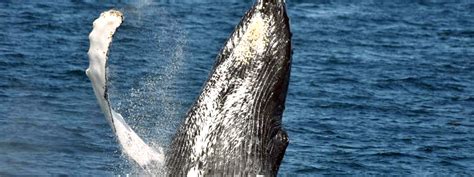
left=86, top=10, right=164, bottom=173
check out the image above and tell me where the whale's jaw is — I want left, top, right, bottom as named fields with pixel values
left=167, top=0, right=292, bottom=176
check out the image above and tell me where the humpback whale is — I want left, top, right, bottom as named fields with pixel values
left=167, top=0, right=291, bottom=176
left=86, top=0, right=291, bottom=176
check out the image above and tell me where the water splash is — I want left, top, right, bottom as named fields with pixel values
left=105, top=2, right=188, bottom=175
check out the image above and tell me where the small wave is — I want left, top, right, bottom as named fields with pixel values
left=374, top=76, right=443, bottom=92
left=438, top=30, right=474, bottom=38
left=329, top=77, right=361, bottom=84
left=372, top=151, right=425, bottom=160
left=293, top=165, right=325, bottom=174
left=416, top=145, right=452, bottom=153
left=64, top=69, right=86, bottom=77
left=0, top=141, right=49, bottom=153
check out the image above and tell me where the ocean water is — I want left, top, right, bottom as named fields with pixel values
left=1, top=0, right=473, bottom=176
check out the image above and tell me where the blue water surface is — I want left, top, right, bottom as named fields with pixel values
left=0, top=0, right=473, bottom=176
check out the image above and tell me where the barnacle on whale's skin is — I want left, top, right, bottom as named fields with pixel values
left=232, top=12, right=271, bottom=65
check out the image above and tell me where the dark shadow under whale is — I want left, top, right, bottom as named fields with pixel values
left=167, top=0, right=292, bottom=176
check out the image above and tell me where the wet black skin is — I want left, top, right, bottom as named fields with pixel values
left=166, top=0, right=292, bottom=176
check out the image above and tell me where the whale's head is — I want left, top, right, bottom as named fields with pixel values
left=218, top=0, right=291, bottom=68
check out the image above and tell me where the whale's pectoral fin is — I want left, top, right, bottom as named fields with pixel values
left=86, top=10, right=164, bottom=173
